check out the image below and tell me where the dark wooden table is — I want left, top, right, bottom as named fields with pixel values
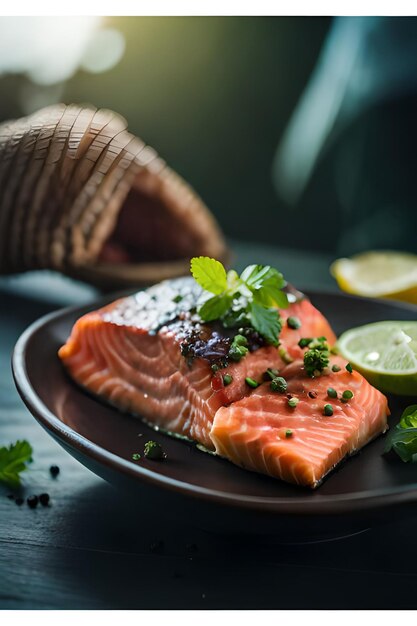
left=2, top=242, right=417, bottom=610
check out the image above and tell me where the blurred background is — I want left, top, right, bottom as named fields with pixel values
left=0, top=16, right=416, bottom=257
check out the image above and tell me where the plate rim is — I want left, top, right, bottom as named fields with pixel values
left=12, top=289, right=417, bottom=516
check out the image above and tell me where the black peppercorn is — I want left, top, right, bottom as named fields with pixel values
left=27, top=495, right=39, bottom=509
left=39, top=493, right=50, bottom=506
left=49, top=465, right=60, bottom=477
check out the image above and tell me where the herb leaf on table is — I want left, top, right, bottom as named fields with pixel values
left=0, top=440, right=33, bottom=488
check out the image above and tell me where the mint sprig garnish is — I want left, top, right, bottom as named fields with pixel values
left=190, top=257, right=289, bottom=347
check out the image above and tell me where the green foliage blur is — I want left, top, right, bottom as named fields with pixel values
left=0, top=17, right=329, bottom=248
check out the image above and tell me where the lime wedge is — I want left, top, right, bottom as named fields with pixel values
left=337, top=321, right=417, bottom=396
left=331, top=251, right=417, bottom=304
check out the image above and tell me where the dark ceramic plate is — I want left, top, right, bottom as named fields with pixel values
left=12, top=290, right=417, bottom=542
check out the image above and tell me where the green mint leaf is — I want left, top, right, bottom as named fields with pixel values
left=250, top=302, right=281, bottom=346
left=240, top=265, right=282, bottom=289
left=252, top=283, right=289, bottom=309
left=199, top=295, right=233, bottom=322
left=241, top=265, right=288, bottom=308
left=0, top=440, right=33, bottom=488
left=190, top=257, right=228, bottom=295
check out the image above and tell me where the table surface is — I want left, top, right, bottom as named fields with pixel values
left=2, top=241, right=417, bottom=610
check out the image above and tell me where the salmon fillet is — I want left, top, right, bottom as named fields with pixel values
left=58, top=277, right=389, bottom=487
left=211, top=358, right=389, bottom=487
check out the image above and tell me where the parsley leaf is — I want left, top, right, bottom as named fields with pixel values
left=250, top=303, right=281, bottom=346
left=190, top=257, right=228, bottom=295
left=384, top=405, right=417, bottom=462
left=0, top=440, right=33, bottom=488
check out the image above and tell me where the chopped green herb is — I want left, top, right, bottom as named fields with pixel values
left=288, top=397, right=299, bottom=408
left=228, top=345, right=248, bottom=362
left=263, top=368, right=280, bottom=381
left=285, top=429, right=293, bottom=438
left=287, top=316, right=301, bottom=330
left=323, top=404, right=334, bottom=417
left=223, top=374, right=233, bottom=386
left=144, top=441, right=165, bottom=460
left=308, top=337, right=329, bottom=351
left=298, top=337, right=313, bottom=349
left=132, top=453, right=141, bottom=461
left=0, top=440, right=33, bottom=488
left=341, top=389, right=354, bottom=403
left=304, top=346, right=330, bottom=377
left=245, top=377, right=259, bottom=389
left=172, top=294, right=183, bottom=303
left=346, top=363, right=353, bottom=374
left=332, top=364, right=341, bottom=372
left=190, top=257, right=289, bottom=348
left=270, top=376, right=288, bottom=393
left=327, top=387, right=338, bottom=399
left=278, top=346, right=294, bottom=364
left=232, top=334, right=248, bottom=347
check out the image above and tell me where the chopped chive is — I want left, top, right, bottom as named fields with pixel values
left=229, top=344, right=248, bottom=362
left=327, top=387, right=338, bottom=399
left=279, top=347, right=294, bottom=364
left=263, top=367, right=280, bottom=381
left=332, top=364, right=341, bottom=372
left=341, top=389, right=354, bottom=403
left=245, top=377, right=259, bottom=389
left=288, top=397, right=299, bottom=408
left=287, top=316, right=301, bottom=330
left=233, top=334, right=248, bottom=347
left=223, top=374, right=233, bottom=386
left=298, top=337, right=313, bottom=349
left=346, top=363, right=353, bottom=374
left=172, top=294, right=183, bottom=303
left=285, top=429, right=293, bottom=438
left=270, top=376, right=288, bottom=393
left=323, top=404, right=334, bottom=417
left=132, top=453, right=141, bottom=461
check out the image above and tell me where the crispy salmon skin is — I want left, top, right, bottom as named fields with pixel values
left=58, top=277, right=389, bottom=488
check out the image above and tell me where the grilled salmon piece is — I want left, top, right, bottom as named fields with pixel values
left=59, top=277, right=335, bottom=451
left=210, top=358, right=389, bottom=487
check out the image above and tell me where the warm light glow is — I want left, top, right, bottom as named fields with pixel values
left=0, top=17, right=126, bottom=85
left=80, top=27, right=126, bottom=74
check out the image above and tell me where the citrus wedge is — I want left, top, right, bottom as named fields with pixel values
left=337, top=321, right=417, bottom=396
left=331, top=251, right=417, bottom=304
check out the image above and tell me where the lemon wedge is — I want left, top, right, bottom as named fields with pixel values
left=331, top=251, right=417, bottom=304
left=337, top=321, right=417, bottom=396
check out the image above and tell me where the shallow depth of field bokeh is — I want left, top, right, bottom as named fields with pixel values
left=1, top=16, right=416, bottom=256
